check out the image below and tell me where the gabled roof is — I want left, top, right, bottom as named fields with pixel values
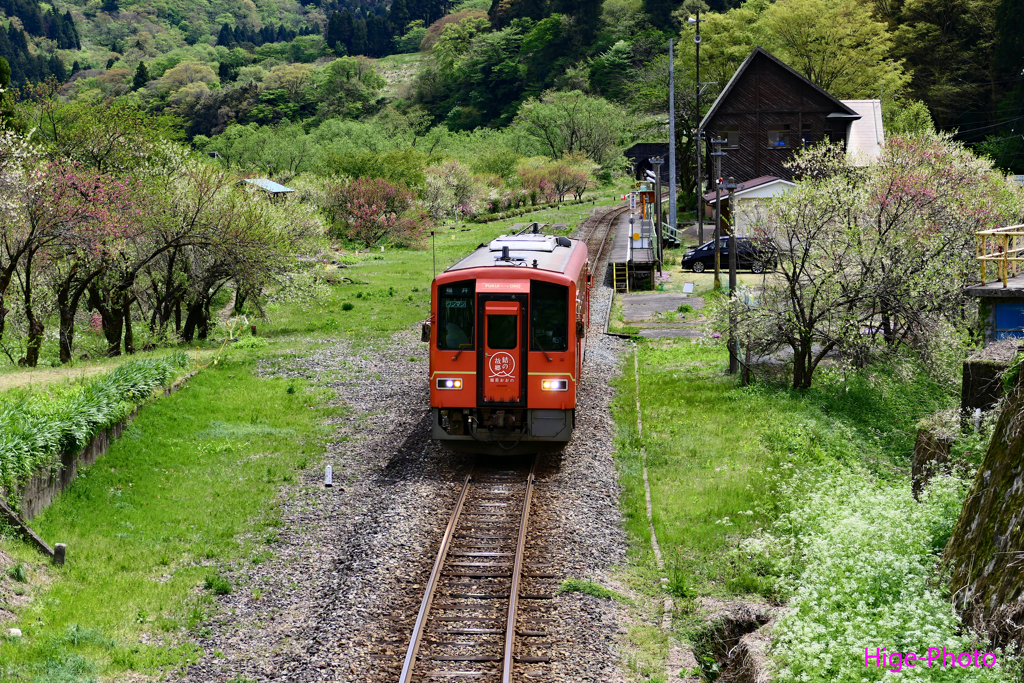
left=699, top=47, right=860, bottom=131
left=703, top=175, right=796, bottom=203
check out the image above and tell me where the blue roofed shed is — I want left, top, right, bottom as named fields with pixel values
left=242, top=178, right=295, bottom=196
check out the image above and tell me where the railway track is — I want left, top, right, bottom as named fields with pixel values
left=581, top=204, right=629, bottom=266
left=397, top=455, right=558, bottom=682
left=394, top=208, right=626, bottom=683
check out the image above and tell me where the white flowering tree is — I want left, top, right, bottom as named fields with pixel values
left=422, top=160, right=478, bottom=222
left=721, top=136, right=1024, bottom=389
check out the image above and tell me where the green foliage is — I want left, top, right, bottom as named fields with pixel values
left=6, top=562, right=27, bottom=582
left=0, top=354, right=188, bottom=494
left=515, top=90, right=633, bottom=166
left=756, top=469, right=1005, bottom=682
left=320, top=147, right=428, bottom=188
left=232, top=336, right=270, bottom=350
left=203, top=573, right=232, bottom=595
left=1001, top=352, right=1024, bottom=392
left=342, top=302, right=355, bottom=311
left=394, top=23, right=429, bottom=53
left=884, top=99, right=935, bottom=136
left=557, top=579, right=625, bottom=600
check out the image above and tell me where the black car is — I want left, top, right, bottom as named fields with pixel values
left=680, top=237, right=777, bottom=274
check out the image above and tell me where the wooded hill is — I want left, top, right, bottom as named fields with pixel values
left=0, top=0, right=1022, bottom=173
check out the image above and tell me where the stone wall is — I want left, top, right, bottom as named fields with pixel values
left=944, top=371, right=1024, bottom=652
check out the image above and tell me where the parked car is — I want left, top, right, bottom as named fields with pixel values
left=680, top=236, right=777, bottom=274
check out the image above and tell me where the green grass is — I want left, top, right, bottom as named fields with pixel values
left=613, top=341, right=957, bottom=603
left=613, top=341, right=774, bottom=599
left=557, top=578, right=628, bottom=602
left=0, top=356, right=337, bottom=680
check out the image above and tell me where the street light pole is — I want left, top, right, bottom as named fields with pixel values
left=710, top=137, right=727, bottom=291
left=651, top=156, right=664, bottom=274
left=668, top=39, right=677, bottom=236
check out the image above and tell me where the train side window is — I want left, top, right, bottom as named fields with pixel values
left=531, top=281, right=568, bottom=352
left=438, top=281, right=475, bottom=350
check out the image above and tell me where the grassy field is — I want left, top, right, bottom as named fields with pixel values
left=0, top=191, right=631, bottom=681
left=0, top=353, right=338, bottom=681
left=612, top=337, right=959, bottom=682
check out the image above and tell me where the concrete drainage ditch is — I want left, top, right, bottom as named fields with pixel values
left=689, top=599, right=779, bottom=683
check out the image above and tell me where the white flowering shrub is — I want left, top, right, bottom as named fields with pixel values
left=754, top=467, right=1019, bottom=682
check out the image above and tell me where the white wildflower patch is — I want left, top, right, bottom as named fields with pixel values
left=755, top=467, right=1018, bottom=682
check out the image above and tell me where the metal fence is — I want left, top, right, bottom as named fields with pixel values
left=977, top=225, right=1024, bottom=287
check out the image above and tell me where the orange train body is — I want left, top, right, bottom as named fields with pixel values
left=425, top=233, right=591, bottom=455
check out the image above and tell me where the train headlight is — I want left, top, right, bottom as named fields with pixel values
left=436, top=378, right=464, bottom=390
left=540, top=379, right=569, bottom=391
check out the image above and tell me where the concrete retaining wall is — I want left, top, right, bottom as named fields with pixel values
left=4, top=371, right=197, bottom=523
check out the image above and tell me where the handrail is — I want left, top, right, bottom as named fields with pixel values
left=976, top=224, right=1024, bottom=288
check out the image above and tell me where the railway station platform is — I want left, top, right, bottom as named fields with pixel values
left=609, top=211, right=659, bottom=292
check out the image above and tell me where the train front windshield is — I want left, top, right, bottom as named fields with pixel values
left=530, top=281, right=568, bottom=352
left=438, top=281, right=475, bottom=350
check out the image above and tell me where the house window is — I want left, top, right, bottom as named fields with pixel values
left=824, top=123, right=844, bottom=145
left=719, top=125, right=739, bottom=149
left=767, top=124, right=790, bottom=148
left=801, top=123, right=813, bottom=146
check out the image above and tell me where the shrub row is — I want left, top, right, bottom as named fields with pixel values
left=470, top=196, right=596, bottom=223
left=0, top=353, right=189, bottom=496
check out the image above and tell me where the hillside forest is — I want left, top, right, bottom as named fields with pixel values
left=0, top=0, right=1022, bottom=369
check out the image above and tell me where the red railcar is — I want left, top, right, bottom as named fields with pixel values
left=424, top=232, right=591, bottom=455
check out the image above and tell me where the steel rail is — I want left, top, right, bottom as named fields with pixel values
left=502, top=455, right=539, bottom=683
left=589, top=205, right=629, bottom=268
left=398, top=472, right=473, bottom=683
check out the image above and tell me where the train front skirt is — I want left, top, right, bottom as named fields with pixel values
left=432, top=408, right=574, bottom=456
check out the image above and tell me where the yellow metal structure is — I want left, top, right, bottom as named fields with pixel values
left=977, top=225, right=1024, bottom=288
left=613, top=262, right=629, bottom=293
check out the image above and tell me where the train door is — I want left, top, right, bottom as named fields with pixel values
left=479, top=298, right=526, bottom=405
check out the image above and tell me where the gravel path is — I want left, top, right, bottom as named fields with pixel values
left=179, top=231, right=629, bottom=682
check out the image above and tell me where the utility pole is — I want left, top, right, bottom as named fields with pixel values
left=651, top=156, right=664, bottom=273
left=710, top=136, right=727, bottom=291
left=668, top=39, right=677, bottom=236
left=724, top=176, right=739, bottom=373
left=689, top=12, right=704, bottom=248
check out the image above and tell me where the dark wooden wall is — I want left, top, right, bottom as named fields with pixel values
left=704, top=52, right=852, bottom=183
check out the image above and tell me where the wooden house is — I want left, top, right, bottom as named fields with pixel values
left=699, top=47, right=863, bottom=183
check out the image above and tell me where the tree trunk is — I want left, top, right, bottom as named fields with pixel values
left=22, top=250, right=42, bottom=367
left=174, top=300, right=181, bottom=334
left=90, top=286, right=124, bottom=357
left=122, top=298, right=134, bottom=355
left=58, top=295, right=75, bottom=364
left=0, top=267, right=16, bottom=344
left=199, top=297, right=212, bottom=340
left=181, top=301, right=205, bottom=343
left=24, top=318, right=43, bottom=367
left=792, top=343, right=806, bottom=390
